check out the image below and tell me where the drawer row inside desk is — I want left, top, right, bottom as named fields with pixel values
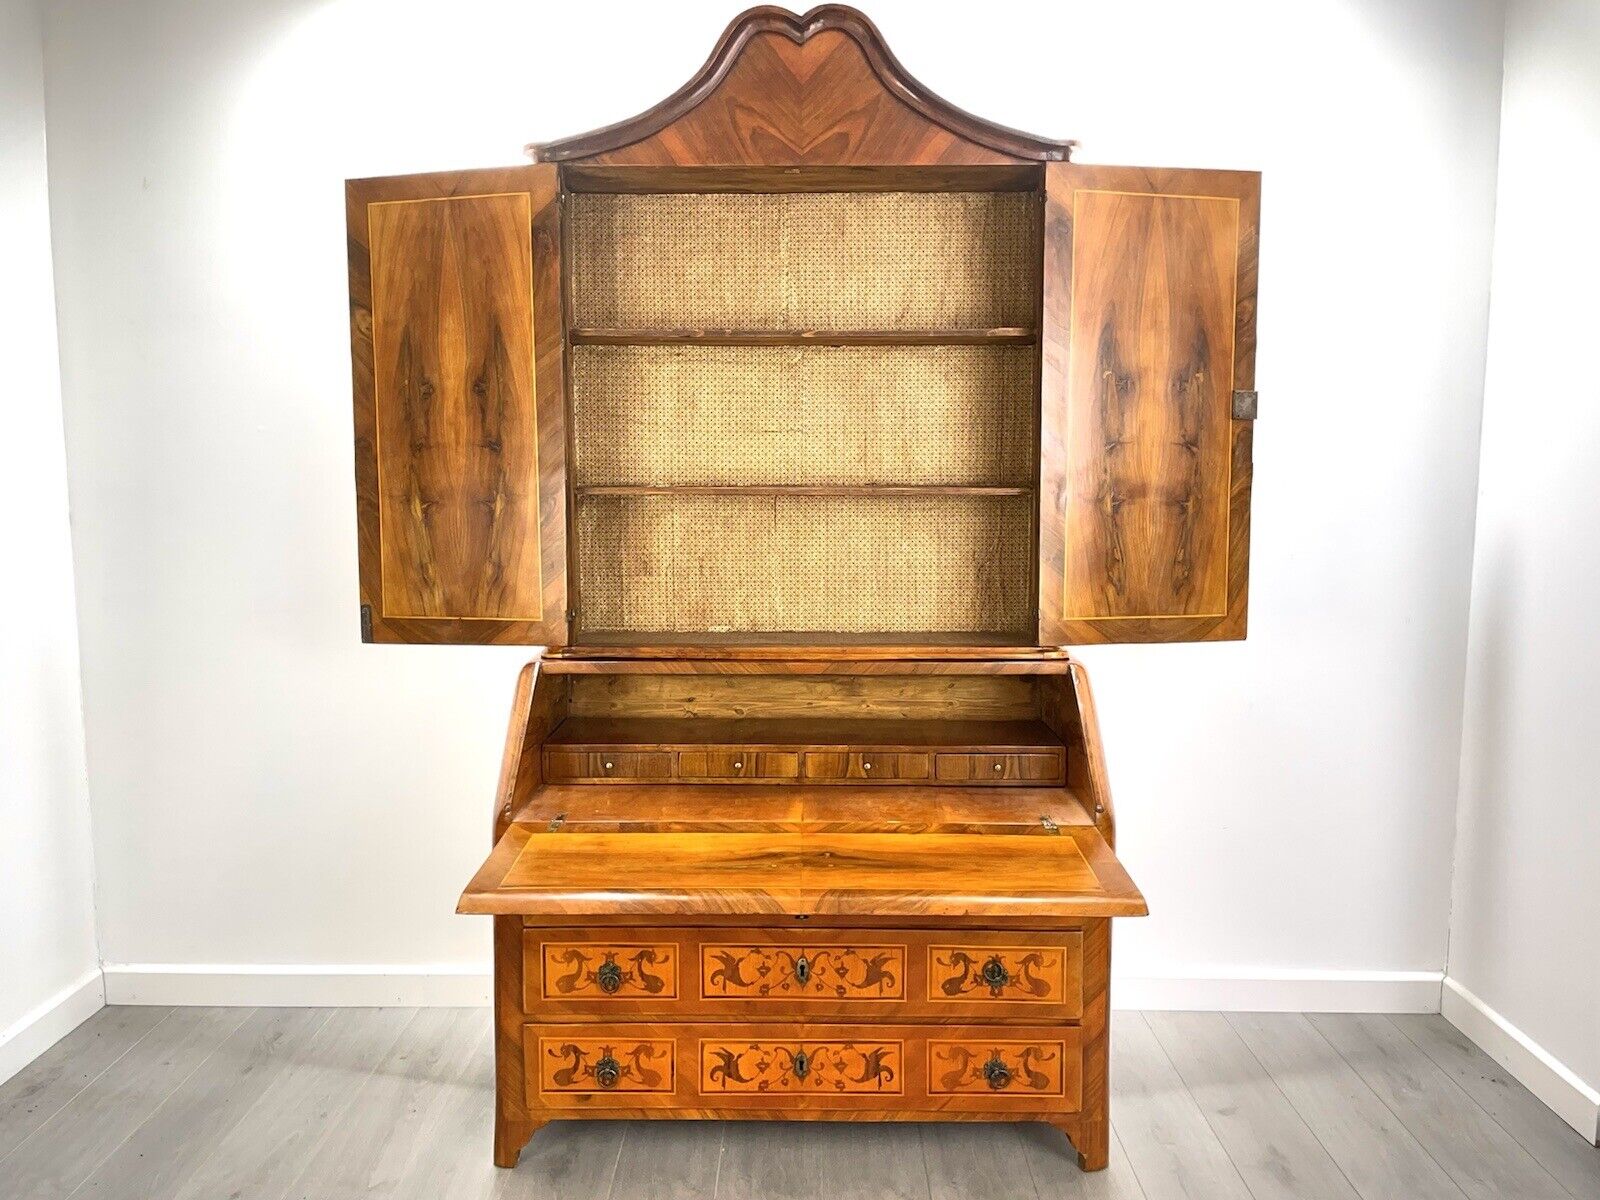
left=544, top=747, right=1063, bottom=784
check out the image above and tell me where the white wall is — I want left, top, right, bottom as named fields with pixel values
left=0, top=0, right=102, bottom=1081
left=40, top=0, right=1504, bottom=1004
left=1446, top=0, right=1600, bottom=1138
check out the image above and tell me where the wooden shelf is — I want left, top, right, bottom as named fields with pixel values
left=570, top=327, right=1037, bottom=347
left=575, top=484, right=1033, bottom=498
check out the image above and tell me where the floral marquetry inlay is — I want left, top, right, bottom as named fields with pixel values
left=929, top=946, right=1064, bottom=1002
left=928, top=1041, right=1066, bottom=1095
left=701, top=944, right=904, bottom=999
left=542, top=942, right=678, bottom=999
left=699, top=1039, right=903, bottom=1094
left=538, top=1038, right=675, bottom=1093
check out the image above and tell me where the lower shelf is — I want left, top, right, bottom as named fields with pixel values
left=525, top=1022, right=1083, bottom=1116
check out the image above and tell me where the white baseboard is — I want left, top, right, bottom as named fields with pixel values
left=0, top=969, right=106, bottom=1089
left=99, top=962, right=1439, bottom=1014
left=1442, top=975, right=1600, bottom=1143
left=101, top=964, right=491, bottom=1007
left=1113, top=969, right=1444, bottom=1013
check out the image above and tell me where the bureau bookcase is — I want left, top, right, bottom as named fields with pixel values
left=345, top=4, right=1259, bottom=1172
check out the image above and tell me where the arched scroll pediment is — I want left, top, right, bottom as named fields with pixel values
left=527, top=5, right=1073, bottom=166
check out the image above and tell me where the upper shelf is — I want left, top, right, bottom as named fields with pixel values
left=570, top=328, right=1038, bottom=347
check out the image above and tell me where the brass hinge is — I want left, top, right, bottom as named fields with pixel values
left=1232, top=389, right=1259, bottom=420
left=547, top=812, right=567, bottom=832
left=359, top=604, right=373, bottom=643
left=1039, top=815, right=1060, bottom=834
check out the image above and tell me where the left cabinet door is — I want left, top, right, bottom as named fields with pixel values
left=347, top=166, right=568, bottom=644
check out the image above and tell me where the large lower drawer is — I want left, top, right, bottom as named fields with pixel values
left=524, top=927, right=1084, bottom=1021
left=524, top=1022, right=1082, bottom=1115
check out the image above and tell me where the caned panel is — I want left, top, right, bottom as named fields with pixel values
left=367, top=192, right=542, bottom=620
left=570, top=191, right=1038, bottom=329
left=575, top=493, right=1033, bottom=634
left=571, top=345, right=1035, bottom=487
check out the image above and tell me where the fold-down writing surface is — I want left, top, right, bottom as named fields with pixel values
left=459, top=825, right=1146, bottom=919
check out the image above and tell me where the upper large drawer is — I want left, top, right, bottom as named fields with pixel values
left=524, top=927, right=1085, bottom=1021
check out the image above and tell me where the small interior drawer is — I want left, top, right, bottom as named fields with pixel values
left=801, top=751, right=931, bottom=781
left=934, top=752, right=1062, bottom=783
left=677, top=749, right=800, bottom=780
left=544, top=750, right=674, bottom=782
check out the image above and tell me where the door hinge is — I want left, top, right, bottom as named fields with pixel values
left=1232, top=389, right=1259, bottom=420
left=359, top=604, right=373, bottom=642
left=1039, top=815, right=1060, bottom=834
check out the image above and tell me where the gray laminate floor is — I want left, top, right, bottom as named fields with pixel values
left=1, top=1006, right=1596, bottom=1199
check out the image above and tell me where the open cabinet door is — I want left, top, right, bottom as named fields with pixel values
left=1038, top=164, right=1259, bottom=645
left=347, top=165, right=568, bottom=645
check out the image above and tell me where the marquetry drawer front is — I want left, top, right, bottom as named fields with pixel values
left=536, top=941, right=678, bottom=1003
left=933, top=752, right=1062, bottom=783
left=701, top=1037, right=903, bottom=1098
left=525, top=1023, right=1081, bottom=1115
left=701, top=943, right=905, bottom=1001
left=928, top=1036, right=1080, bottom=1106
left=927, top=938, right=1081, bottom=1013
left=801, top=751, right=931, bottom=781
left=533, top=1034, right=675, bottom=1097
left=544, top=750, right=673, bottom=781
left=676, top=749, right=801, bottom=780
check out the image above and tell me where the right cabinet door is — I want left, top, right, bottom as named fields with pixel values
left=1038, top=164, right=1259, bottom=645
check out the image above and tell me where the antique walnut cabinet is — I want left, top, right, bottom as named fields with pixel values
left=344, top=4, right=1259, bottom=1172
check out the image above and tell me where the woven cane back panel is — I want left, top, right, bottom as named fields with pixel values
left=572, top=345, right=1036, bottom=487
left=576, top=494, right=1033, bottom=634
left=570, top=191, right=1039, bottom=329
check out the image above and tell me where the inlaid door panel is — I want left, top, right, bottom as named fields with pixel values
left=347, top=165, right=568, bottom=644
left=1040, top=163, right=1258, bottom=645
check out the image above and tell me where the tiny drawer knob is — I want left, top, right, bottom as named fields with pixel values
left=981, top=956, right=1010, bottom=990
left=603, top=761, right=614, bottom=771
left=792, top=1049, right=810, bottom=1079
left=596, top=961, right=623, bottom=994
left=594, top=1055, right=621, bottom=1089
left=993, top=762, right=1004, bottom=772
left=794, top=954, right=811, bottom=985
left=983, top=1054, right=1012, bottom=1090
left=863, top=761, right=873, bottom=770
left=733, top=760, right=743, bottom=770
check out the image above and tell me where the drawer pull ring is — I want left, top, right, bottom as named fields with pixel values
left=596, top=960, right=623, bottom=994
left=794, top=954, right=812, bottom=985
left=594, top=1054, right=621, bottom=1089
left=981, top=956, right=1010, bottom=990
left=792, top=1049, right=810, bottom=1079
left=983, top=1054, right=1012, bottom=1090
